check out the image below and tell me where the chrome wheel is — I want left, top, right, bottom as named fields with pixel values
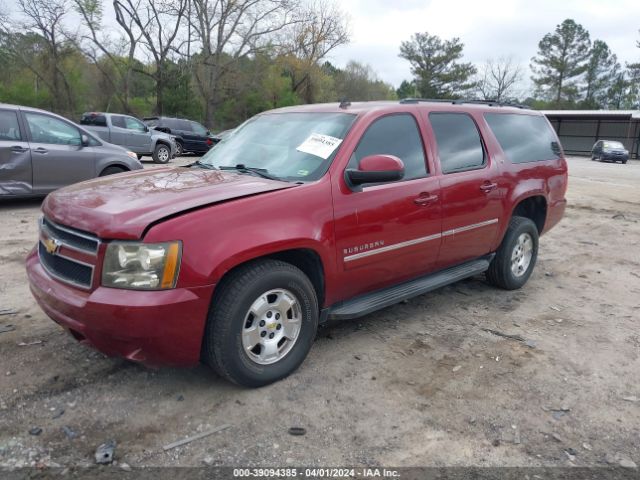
left=241, top=289, right=302, bottom=365
left=511, top=233, right=533, bottom=277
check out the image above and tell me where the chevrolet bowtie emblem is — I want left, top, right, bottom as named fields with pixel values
left=43, top=237, right=61, bottom=255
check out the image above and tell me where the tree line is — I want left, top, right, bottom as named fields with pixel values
left=0, top=0, right=395, bottom=129
left=398, top=19, right=640, bottom=109
left=0, top=4, right=638, bottom=130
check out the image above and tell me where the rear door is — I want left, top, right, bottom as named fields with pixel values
left=188, top=121, right=211, bottom=153
left=23, top=111, right=96, bottom=193
left=425, top=112, right=503, bottom=268
left=0, top=108, right=32, bottom=196
left=332, top=113, right=442, bottom=300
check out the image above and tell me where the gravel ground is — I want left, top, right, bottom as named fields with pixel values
left=0, top=156, right=638, bottom=469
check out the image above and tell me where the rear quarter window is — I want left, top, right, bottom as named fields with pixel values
left=80, top=114, right=107, bottom=127
left=484, top=113, right=561, bottom=163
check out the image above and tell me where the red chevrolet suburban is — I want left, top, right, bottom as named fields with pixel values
left=26, top=100, right=568, bottom=387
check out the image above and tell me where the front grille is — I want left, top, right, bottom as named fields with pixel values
left=39, top=242, right=94, bottom=288
left=42, top=218, right=99, bottom=253
left=38, top=217, right=99, bottom=289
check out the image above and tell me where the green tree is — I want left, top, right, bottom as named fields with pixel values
left=582, top=40, right=619, bottom=108
left=396, top=80, right=417, bottom=99
left=330, top=60, right=395, bottom=101
left=530, top=19, right=591, bottom=105
left=398, top=32, right=477, bottom=99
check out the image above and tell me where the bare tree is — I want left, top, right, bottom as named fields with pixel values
left=476, top=56, right=523, bottom=102
left=281, top=0, right=349, bottom=103
left=189, top=0, right=300, bottom=126
left=73, top=0, right=141, bottom=112
left=113, top=0, right=188, bottom=114
left=11, top=0, right=76, bottom=113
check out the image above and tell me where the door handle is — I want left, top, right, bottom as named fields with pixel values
left=414, top=193, right=439, bottom=206
left=33, top=147, right=48, bottom=154
left=11, top=146, right=29, bottom=153
left=480, top=182, right=498, bottom=192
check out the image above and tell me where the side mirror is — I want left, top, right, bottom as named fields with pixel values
left=206, top=130, right=211, bottom=136
left=81, top=134, right=90, bottom=147
left=345, top=154, right=405, bottom=187
left=144, top=125, right=149, bottom=132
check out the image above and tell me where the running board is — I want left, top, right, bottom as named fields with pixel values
left=326, top=256, right=493, bottom=321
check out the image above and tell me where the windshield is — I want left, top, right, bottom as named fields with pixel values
left=198, top=112, right=356, bottom=181
left=603, top=141, right=624, bottom=149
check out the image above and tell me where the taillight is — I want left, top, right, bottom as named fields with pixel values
left=206, top=138, right=213, bottom=146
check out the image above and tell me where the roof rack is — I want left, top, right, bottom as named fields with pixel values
left=399, top=98, right=526, bottom=109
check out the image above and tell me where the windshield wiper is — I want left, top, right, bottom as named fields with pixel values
left=218, top=164, right=281, bottom=181
left=187, top=160, right=217, bottom=170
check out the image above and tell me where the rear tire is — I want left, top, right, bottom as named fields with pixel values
left=202, top=259, right=318, bottom=387
left=152, top=143, right=171, bottom=164
left=486, top=216, right=539, bottom=290
left=99, top=166, right=126, bottom=176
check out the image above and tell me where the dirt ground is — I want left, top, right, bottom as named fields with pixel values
left=0, top=156, right=638, bottom=469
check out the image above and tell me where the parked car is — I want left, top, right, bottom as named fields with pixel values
left=27, top=100, right=568, bottom=387
left=591, top=140, right=629, bottom=163
left=80, top=112, right=177, bottom=163
left=0, top=104, right=142, bottom=198
left=143, top=116, right=215, bottom=156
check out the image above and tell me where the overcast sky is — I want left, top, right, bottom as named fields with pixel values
left=327, top=0, right=640, bottom=88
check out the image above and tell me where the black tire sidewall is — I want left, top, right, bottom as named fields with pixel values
left=212, top=266, right=318, bottom=387
left=176, top=142, right=183, bottom=156
left=499, top=218, right=539, bottom=289
left=153, top=144, right=170, bottom=163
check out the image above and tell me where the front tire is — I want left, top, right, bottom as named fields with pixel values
left=486, top=216, right=539, bottom=290
left=203, top=259, right=318, bottom=387
left=152, top=143, right=171, bottom=164
left=175, top=142, right=183, bottom=156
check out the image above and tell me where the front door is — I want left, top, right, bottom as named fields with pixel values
left=124, top=116, right=152, bottom=153
left=425, top=112, right=503, bottom=268
left=332, top=113, right=442, bottom=301
left=0, top=108, right=32, bottom=196
left=22, top=111, right=96, bottom=193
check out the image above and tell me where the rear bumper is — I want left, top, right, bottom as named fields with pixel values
left=26, top=248, right=214, bottom=366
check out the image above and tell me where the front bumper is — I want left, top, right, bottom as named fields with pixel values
left=26, top=247, right=214, bottom=366
left=601, top=152, right=629, bottom=162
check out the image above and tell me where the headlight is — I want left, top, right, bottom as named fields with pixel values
left=102, top=241, right=181, bottom=290
left=126, top=151, right=138, bottom=159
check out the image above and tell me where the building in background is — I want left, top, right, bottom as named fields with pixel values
left=543, top=110, right=640, bottom=159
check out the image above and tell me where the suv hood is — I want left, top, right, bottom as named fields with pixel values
left=43, top=167, right=296, bottom=239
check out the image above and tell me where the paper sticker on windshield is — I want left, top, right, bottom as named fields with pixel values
left=296, top=133, right=343, bottom=160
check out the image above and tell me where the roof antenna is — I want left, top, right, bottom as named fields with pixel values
left=339, top=98, right=351, bottom=109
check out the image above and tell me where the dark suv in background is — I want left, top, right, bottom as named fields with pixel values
left=591, top=140, right=629, bottom=163
left=144, top=116, right=215, bottom=156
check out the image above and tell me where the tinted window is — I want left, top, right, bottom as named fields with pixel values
left=191, top=121, right=208, bottom=136
left=0, top=110, right=21, bottom=140
left=145, top=118, right=159, bottom=127
left=485, top=113, right=560, bottom=163
left=80, top=113, right=107, bottom=127
left=111, top=115, right=126, bottom=128
left=180, top=120, right=193, bottom=131
left=429, top=113, right=485, bottom=174
left=25, top=113, right=81, bottom=145
left=349, top=114, right=427, bottom=181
